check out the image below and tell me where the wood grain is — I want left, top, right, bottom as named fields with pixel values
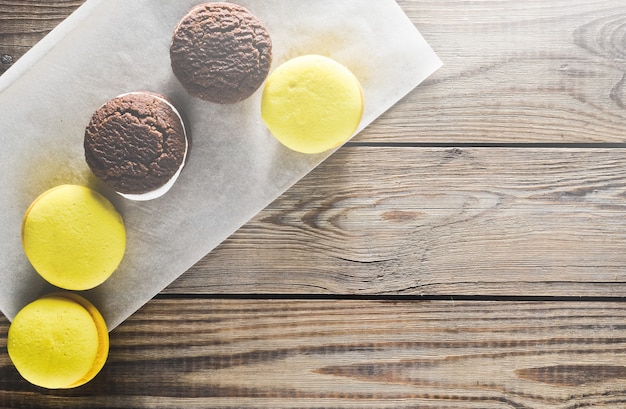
left=0, top=0, right=84, bottom=74
left=167, top=147, right=626, bottom=297
left=365, top=0, right=626, bottom=144
left=1, top=299, right=625, bottom=408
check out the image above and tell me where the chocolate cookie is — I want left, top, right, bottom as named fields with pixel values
left=170, top=2, right=272, bottom=104
left=84, top=92, right=188, bottom=200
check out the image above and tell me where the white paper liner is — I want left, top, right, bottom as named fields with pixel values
left=0, top=0, right=442, bottom=330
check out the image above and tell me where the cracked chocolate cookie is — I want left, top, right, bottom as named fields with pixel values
left=170, top=2, right=272, bottom=104
left=84, top=92, right=189, bottom=201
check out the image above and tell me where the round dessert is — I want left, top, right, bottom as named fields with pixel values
left=7, top=293, right=109, bottom=389
left=84, top=92, right=188, bottom=201
left=22, top=184, right=126, bottom=291
left=261, top=55, right=364, bottom=154
left=170, top=2, right=272, bottom=104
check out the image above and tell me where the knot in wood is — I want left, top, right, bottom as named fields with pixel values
left=1, top=54, right=13, bottom=65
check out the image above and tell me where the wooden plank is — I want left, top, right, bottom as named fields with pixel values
left=362, top=0, right=626, bottom=144
left=1, top=299, right=624, bottom=408
left=166, top=147, right=626, bottom=297
left=2, top=1, right=626, bottom=143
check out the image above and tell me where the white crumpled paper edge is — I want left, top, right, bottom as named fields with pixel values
left=0, top=0, right=442, bottom=330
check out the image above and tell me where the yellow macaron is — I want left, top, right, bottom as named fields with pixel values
left=261, top=54, right=364, bottom=154
left=7, top=293, right=109, bottom=389
left=22, top=184, right=126, bottom=290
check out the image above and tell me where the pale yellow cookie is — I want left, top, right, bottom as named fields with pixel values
left=261, top=55, right=364, bottom=154
left=7, top=293, right=109, bottom=389
left=22, top=184, right=126, bottom=290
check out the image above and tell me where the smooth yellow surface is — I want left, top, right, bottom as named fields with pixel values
left=7, top=294, right=109, bottom=389
left=22, top=185, right=126, bottom=290
left=261, top=55, right=364, bottom=154
left=60, top=292, right=110, bottom=388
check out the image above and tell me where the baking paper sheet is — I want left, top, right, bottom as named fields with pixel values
left=0, top=0, right=442, bottom=330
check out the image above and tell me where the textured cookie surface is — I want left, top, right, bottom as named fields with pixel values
left=261, top=55, right=364, bottom=154
left=22, top=185, right=126, bottom=291
left=170, top=2, right=272, bottom=104
left=84, top=92, right=187, bottom=195
left=7, top=295, right=106, bottom=389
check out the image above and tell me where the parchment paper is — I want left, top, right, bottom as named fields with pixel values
left=0, top=0, right=442, bottom=330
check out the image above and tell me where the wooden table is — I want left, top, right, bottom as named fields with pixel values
left=1, top=1, right=626, bottom=407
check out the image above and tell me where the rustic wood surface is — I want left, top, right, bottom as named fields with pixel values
left=2, top=299, right=626, bottom=408
left=177, top=147, right=626, bottom=297
left=1, top=0, right=626, bottom=408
